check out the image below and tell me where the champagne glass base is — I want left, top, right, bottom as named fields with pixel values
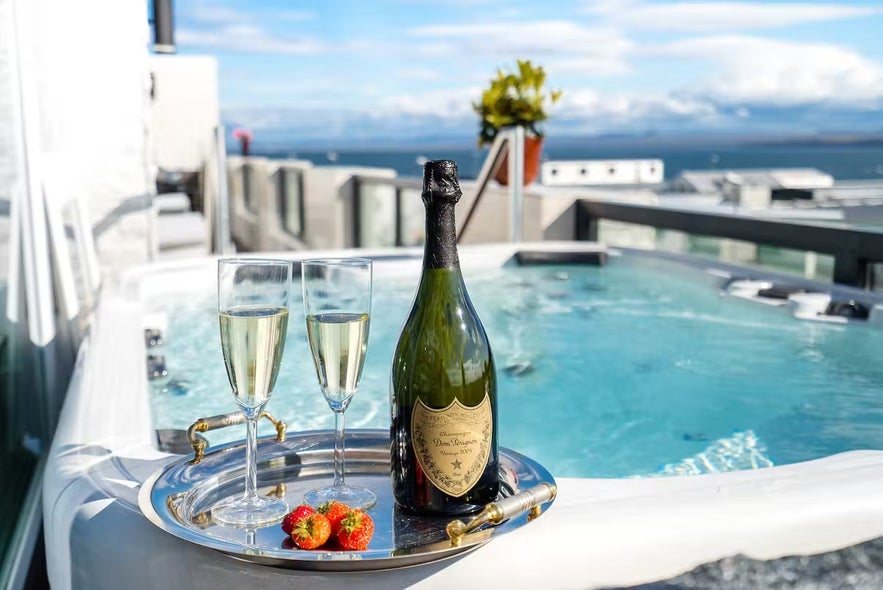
left=304, top=484, right=377, bottom=510
left=212, top=495, right=289, bottom=527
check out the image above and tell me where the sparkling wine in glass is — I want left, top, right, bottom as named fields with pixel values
left=302, top=258, right=376, bottom=509
left=213, top=258, right=292, bottom=526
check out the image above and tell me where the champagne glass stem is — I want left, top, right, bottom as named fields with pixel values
left=333, top=409, right=346, bottom=488
left=244, top=417, right=259, bottom=504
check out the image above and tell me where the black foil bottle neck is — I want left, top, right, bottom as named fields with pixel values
left=423, top=201, right=459, bottom=269
left=421, top=160, right=461, bottom=270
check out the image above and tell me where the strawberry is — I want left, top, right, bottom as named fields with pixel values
left=336, top=509, right=374, bottom=551
left=317, top=501, right=350, bottom=536
left=281, top=504, right=316, bottom=536
left=291, top=513, right=331, bottom=550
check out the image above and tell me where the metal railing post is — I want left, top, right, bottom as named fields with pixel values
left=213, top=125, right=232, bottom=254
left=296, top=169, right=306, bottom=238
left=394, top=187, right=403, bottom=247
left=833, top=255, right=871, bottom=289
left=458, top=133, right=509, bottom=242
left=575, top=201, right=598, bottom=242
left=276, top=167, right=288, bottom=233
left=509, top=126, right=525, bottom=242
left=352, top=175, right=362, bottom=247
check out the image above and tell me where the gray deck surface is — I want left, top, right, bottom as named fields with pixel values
left=621, top=536, right=883, bottom=589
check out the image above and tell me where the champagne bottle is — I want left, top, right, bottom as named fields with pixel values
left=391, top=160, right=499, bottom=515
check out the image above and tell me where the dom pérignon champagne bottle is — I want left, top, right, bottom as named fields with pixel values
left=391, top=160, right=499, bottom=515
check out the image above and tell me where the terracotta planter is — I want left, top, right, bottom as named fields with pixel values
left=495, top=135, right=544, bottom=186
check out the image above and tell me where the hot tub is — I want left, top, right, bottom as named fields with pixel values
left=43, top=242, right=883, bottom=589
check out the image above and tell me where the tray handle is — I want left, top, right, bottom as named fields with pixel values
left=446, top=482, right=557, bottom=546
left=187, top=411, right=287, bottom=464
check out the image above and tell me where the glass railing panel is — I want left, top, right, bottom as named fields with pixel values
left=358, top=182, right=396, bottom=248
left=872, top=264, right=883, bottom=293
left=580, top=199, right=883, bottom=288
left=399, top=187, right=424, bottom=246
left=601, top=222, right=837, bottom=283
left=756, top=246, right=834, bottom=282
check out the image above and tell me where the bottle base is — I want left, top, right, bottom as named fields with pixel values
left=212, top=495, right=288, bottom=527
left=392, top=498, right=488, bottom=517
left=304, top=484, right=377, bottom=511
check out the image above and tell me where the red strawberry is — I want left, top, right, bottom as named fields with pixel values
left=318, top=501, right=350, bottom=536
left=291, top=513, right=331, bottom=550
left=336, top=509, right=374, bottom=551
left=281, top=504, right=316, bottom=536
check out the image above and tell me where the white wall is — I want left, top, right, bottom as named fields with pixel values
left=542, top=159, right=664, bottom=186
left=2, top=0, right=155, bottom=280
left=149, top=54, right=219, bottom=172
left=0, top=0, right=17, bottom=197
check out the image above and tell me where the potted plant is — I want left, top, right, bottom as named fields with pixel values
left=473, top=60, right=562, bottom=186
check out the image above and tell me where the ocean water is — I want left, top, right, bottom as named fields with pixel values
left=252, top=136, right=883, bottom=181
left=150, top=254, right=883, bottom=478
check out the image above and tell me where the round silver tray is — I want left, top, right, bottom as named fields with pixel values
left=139, top=429, right=556, bottom=571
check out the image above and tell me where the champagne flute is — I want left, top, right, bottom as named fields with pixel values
left=302, top=258, right=376, bottom=509
left=213, top=258, right=292, bottom=526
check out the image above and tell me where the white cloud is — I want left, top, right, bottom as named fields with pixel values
left=209, top=0, right=883, bottom=136
left=656, top=35, right=883, bottom=105
left=184, top=0, right=315, bottom=25
left=586, top=1, right=881, bottom=32
left=379, top=87, right=481, bottom=119
left=177, top=26, right=327, bottom=54
left=184, top=4, right=242, bottom=24
left=179, top=0, right=319, bottom=54
left=559, top=89, right=719, bottom=121
left=272, top=10, right=316, bottom=22
left=395, top=68, right=445, bottom=82
left=409, top=21, right=633, bottom=75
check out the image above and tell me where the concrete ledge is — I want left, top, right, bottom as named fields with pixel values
left=155, top=212, right=207, bottom=251
left=153, top=193, right=191, bottom=215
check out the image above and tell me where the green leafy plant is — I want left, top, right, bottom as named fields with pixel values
left=473, top=60, right=562, bottom=147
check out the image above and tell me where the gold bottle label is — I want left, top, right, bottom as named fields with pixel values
left=411, top=394, right=492, bottom=497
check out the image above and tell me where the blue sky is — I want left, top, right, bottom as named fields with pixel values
left=174, top=0, right=883, bottom=144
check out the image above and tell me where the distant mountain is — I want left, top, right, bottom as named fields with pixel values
left=222, top=107, right=474, bottom=149
left=222, top=103, right=883, bottom=150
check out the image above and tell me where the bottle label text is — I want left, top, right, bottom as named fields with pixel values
left=411, top=394, right=492, bottom=497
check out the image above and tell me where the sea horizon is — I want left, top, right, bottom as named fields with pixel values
left=243, top=132, right=883, bottom=182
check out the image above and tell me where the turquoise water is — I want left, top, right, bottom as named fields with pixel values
left=150, top=256, right=883, bottom=478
